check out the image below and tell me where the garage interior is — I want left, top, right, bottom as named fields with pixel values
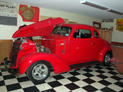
left=0, top=0, right=123, bottom=92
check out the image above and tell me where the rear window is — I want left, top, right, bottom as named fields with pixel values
left=94, top=31, right=99, bottom=38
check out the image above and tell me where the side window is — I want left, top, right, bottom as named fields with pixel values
left=73, top=30, right=80, bottom=38
left=94, top=31, right=99, bottom=38
left=73, top=29, right=92, bottom=38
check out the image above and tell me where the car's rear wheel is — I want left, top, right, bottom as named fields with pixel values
left=27, top=61, right=50, bottom=83
left=103, top=51, right=112, bottom=66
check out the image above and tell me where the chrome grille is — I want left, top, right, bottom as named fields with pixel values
left=10, top=40, right=22, bottom=67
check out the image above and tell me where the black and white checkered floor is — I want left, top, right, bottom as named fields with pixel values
left=0, top=63, right=123, bottom=92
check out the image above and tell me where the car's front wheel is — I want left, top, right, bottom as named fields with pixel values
left=103, top=51, right=112, bottom=66
left=27, top=61, right=50, bottom=83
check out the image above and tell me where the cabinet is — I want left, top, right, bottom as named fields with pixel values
left=98, top=30, right=112, bottom=43
left=0, top=40, right=12, bottom=64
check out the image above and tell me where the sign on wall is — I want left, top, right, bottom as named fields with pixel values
left=0, top=1, right=17, bottom=25
left=102, top=19, right=114, bottom=22
left=0, top=1, right=18, bottom=17
left=19, top=4, right=39, bottom=22
left=116, top=19, right=123, bottom=32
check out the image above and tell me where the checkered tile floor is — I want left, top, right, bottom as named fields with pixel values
left=0, top=63, right=123, bottom=92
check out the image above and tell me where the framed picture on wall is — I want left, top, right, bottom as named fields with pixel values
left=93, top=21, right=101, bottom=29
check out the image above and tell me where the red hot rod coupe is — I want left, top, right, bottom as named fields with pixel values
left=4, top=17, right=112, bottom=83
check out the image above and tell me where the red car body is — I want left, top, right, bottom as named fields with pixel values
left=9, top=17, right=112, bottom=83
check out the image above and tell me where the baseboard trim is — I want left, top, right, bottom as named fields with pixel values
left=111, top=42, right=123, bottom=46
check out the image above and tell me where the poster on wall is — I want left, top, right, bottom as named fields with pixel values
left=19, top=4, right=39, bottom=22
left=93, top=21, right=101, bottom=29
left=116, top=19, right=123, bottom=32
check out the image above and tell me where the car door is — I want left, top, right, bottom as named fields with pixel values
left=66, top=28, right=97, bottom=65
left=92, top=30, right=105, bottom=58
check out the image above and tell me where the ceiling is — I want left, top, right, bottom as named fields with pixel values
left=2, top=0, right=123, bottom=19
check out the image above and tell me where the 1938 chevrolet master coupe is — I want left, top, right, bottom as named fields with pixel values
left=4, top=17, right=112, bottom=83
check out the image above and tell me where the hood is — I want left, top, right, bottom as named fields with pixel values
left=12, top=17, right=65, bottom=38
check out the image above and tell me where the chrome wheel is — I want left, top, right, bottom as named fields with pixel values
left=104, top=54, right=111, bottom=64
left=103, top=52, right=112, bottom=66
left=27, top=61, right=50, bottom=83
left=32, top=64, right=48, bottom=80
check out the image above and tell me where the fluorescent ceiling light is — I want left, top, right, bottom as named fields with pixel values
left=108, top=9, right=123, bottom=15
left=80, top=0, right=108, bottom=10
left=80, top=0, right=123, bottom=15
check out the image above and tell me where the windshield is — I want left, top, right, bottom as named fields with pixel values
left=52, top=26, right=72, bottom=36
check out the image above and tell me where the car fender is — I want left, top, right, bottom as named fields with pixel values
left=18, top=52, right=70, bottom=74
left=97, top=45, right=112, bottom=62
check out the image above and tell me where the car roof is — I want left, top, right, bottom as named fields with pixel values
left=58, top=23, right=96, bottom=29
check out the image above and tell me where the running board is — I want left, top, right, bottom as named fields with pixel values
left=70, top=61, right=100, bottom=70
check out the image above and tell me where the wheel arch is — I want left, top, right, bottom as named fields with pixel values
left=26, top=60, right=52, bottom=72
left=18, top=53, right=70, bottom=75
left=97, top=45, right=112, bottom=62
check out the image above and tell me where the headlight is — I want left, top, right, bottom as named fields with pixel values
left=19, top=45, right=22, bottom=51
left=20, top=44, right=33, bottom=51
left=22, top=39, right=27, bottom=43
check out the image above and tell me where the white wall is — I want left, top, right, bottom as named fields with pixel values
left=0, top=6, right=101, bottom=40
left=40, top=8, right=101, bottom=25
left=102, top=19, right=123, bottom=43
left=0, top=14, right=33, bottom=40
